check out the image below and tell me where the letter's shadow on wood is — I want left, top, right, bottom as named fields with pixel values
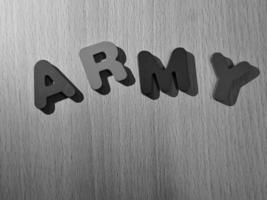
left=211, top=53, right=260, bottom=106
left=96, top=47, right=136, bottom=95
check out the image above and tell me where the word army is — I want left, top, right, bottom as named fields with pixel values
left=34, top=41, right=260, bottom=115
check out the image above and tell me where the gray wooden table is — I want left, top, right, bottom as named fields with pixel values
left=0, top=0, right=266, bottom=199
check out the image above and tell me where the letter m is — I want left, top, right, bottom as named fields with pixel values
left=138, top=48, right=197, bottom=100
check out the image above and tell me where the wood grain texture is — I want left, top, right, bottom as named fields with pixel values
left=0, top=0, right=266, bottom=199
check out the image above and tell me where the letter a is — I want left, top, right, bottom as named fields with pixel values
left=34, top=60, right=84, bottom=114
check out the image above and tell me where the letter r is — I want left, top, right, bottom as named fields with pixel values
left=79, top=42, right=128, bottom=90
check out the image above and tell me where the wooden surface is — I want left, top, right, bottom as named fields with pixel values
left=0, top=0, right=266, bottom=199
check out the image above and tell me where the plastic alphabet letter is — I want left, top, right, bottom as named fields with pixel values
left=138, top=48, right=198, bottom=100
left=79, top=41, right=135, bottom=94
left=34, top=60, right=84, bottom=114
left=211, top=53, right=260, bottom=106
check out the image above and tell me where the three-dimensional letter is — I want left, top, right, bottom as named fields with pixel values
left=211, top=53, right=260, bottom=106
left=138, top=48, right=198, bottom=99
left=34, top=60, right=84, bottom=114
left=79, top=41, right=135, bottom=94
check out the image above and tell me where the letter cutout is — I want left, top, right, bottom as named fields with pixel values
left=211, top=53, right=260, bottom=106
left=34, top=60, right=84, bottom=114
left=138, top=48, right=198, bottom=100
left=79, top=42, right=135, bottom=95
